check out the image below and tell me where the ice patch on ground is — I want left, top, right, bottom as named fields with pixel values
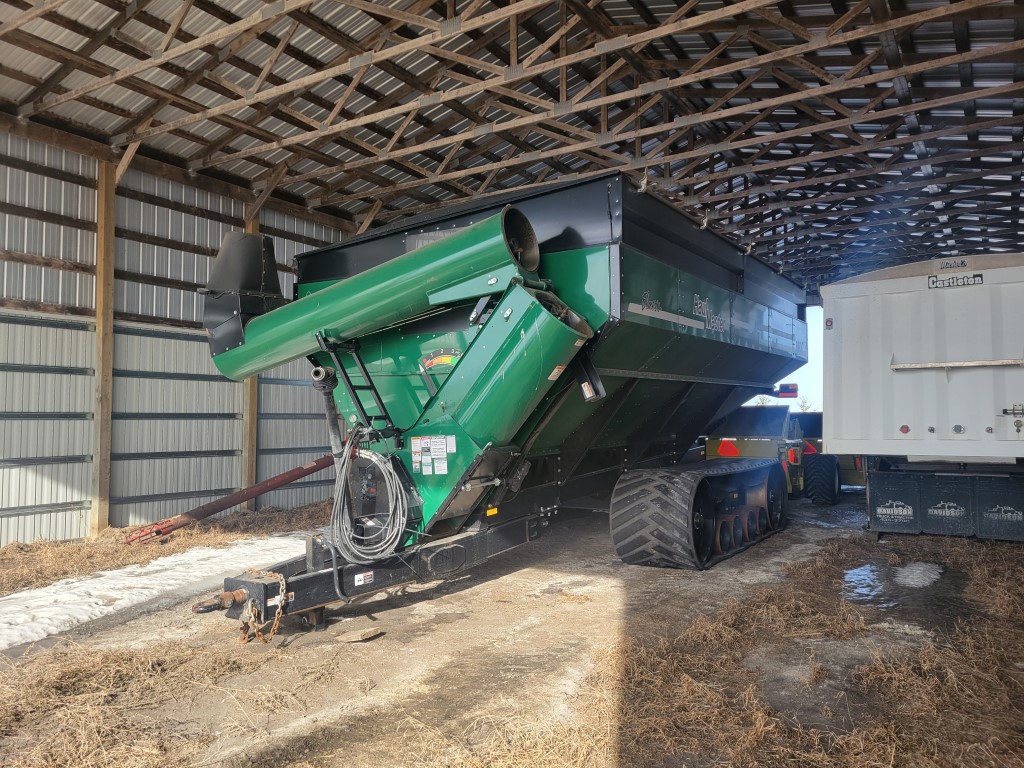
left=0, top=535, right=306, bottom=651
left=894, top=561, right=943, bottom=588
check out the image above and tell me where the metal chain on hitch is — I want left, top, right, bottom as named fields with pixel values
left=238, top=570, right=288, bottom=644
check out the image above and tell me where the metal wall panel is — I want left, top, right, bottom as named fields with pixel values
left=0, top=506, right=89, bottom=547
left=115, top=168, right=242, bottom=324
left=0, top=135, right=97, bottom=309
left=256, top=357, right=331, bottom=509
left=0, top=462, right=93, bottom=509
left=120, top=168, right=244, bottom=221
left=0, top=312, right=95, bottom=545
left=109, top=325, right=242, bottom=528
left=0, top=133, right=97, bottom=180
left=111, top=456, right=239, bottom=498
left=250, top=206, right=341, bottom=511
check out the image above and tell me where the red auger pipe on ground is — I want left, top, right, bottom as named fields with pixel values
left=125, top=454, right=334, bottom=544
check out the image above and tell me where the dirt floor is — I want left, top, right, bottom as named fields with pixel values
left=3, top=493, right=1024, bottom=768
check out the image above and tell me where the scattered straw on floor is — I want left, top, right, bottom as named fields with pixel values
left=0, top=641, right=271, bottom=768
left=0, top=499, right=330, bottom=597
left=399, top=532, right=1024, bottom=768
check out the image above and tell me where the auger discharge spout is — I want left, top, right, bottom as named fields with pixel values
left=203, top=206, right=541, bottom=381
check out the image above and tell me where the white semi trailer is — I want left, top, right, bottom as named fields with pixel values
left=821, top=253, right=1024, bottom=539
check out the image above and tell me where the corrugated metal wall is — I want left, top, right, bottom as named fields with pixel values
left=0, top=136, right=346, bottom=544
left=116, top=168, right=241, bottom=325
left=109, top=326, right=242, bottom=527
left=257, top=358, right=333, bottom=510
left=0, top=313, right=93, bottom=544
left=252, top=219, right=343, bottom=509
left=0, top=133, right=97, bottom=309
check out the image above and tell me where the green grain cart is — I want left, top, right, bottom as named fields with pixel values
left=196, top=174, right=807, bottom=632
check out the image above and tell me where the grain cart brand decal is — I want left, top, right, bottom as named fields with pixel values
left=693, top=294, right=728, bottom=332
left=640, top=291, right=662, bottom=313
left=876, top=499, right=914, bottom=522
left=927, top=273, right=983, bottom=289
left=939, top=259, right=969, bottom=270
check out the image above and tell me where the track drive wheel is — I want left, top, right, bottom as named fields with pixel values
left=749, top=464, right=787, bottom=531
left=804, top=453, right=841, bottom=506
left=610, top=470, right=715, bottom=570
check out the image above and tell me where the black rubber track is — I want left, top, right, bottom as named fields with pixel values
left=804, top=453, right=841, bottom=505
left=609, top=459, right=782, bottom=571
left=609, top=469, right=705, bottom=569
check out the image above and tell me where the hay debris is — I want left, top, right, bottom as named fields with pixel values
left=403, top=532, right=1024, bottom=768
left=0, top=641, right=271, bottom=768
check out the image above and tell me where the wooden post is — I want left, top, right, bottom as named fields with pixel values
left=240, top=215, right=260, bottom=509
left=89, top=162, right=116, bottom=538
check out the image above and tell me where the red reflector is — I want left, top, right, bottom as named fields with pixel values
left=803, top=440, right=817, bottom=455
left=788, top=448, right=797, bottom=464
left=717, top=439, right=740, bottom=457
left=899, top=424, right=910, bottom=434
left=855, top=456, right=863, bottom=471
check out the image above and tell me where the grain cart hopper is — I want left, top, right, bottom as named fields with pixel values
left=195, top=174, right=807, bottom=634
left=822, top=253, right=1024, bottom=539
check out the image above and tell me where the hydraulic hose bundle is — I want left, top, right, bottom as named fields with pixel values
left=327, top=429, right=408, bottom=565
left=313, top=366, right=408, bottom=566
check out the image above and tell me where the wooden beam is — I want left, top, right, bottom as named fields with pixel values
left=16, top=0, right=157, bottom=108
left=115, top=116, right=152, bottom=183
left=182, top=0, right=774, bottom=167
left=183, top=0, right=999, bottom=170
left=337, top=0, right=441, bottom=30
left=269, top=26, right=1024, bottom=197
left=90, top=162, right=116, bottom=538
left=157, top=0, right=196, bottom=54
left=356, top=198, right=383, bottom=235
left=246, top=162, right=290, bottom=226
left=0, top=297, right=203, bottom=329
left=688, top=140, right=1024, bottom=207
left=25, top=0, right=317, bottom=115
left=0, top=0, right=73, bottom=39
left=319, top=71, right=1024, bottom=208
left=250, top=18, right=299, bottom=95
left=119, top=0, right=565, bottom=145
left=241, top=216, right=260, bottom=510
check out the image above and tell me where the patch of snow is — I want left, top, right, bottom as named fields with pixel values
left=0, top=535, right=306, bottom=651
left=893, top=561, right=943, bottom=588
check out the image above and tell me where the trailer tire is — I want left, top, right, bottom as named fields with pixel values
left=804, top=453, right=841, bottom=506
left=609, top=470, right=714, bottom=570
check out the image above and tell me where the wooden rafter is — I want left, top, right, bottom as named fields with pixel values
left=0, top=0, right=1021, bottom=287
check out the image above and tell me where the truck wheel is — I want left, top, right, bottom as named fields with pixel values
left=804, top=454, right=841, bottom=506
left=609, top=470, right=714, bottom=570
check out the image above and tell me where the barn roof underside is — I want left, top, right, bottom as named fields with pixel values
left=1, top=0, right=1021, bottom=292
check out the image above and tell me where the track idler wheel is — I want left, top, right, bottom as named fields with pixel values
left=749, top=464, right=788, bottom=531
left=743, top=508, right=760, bottom=540
left=715, top=515, right=735, bottom=556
